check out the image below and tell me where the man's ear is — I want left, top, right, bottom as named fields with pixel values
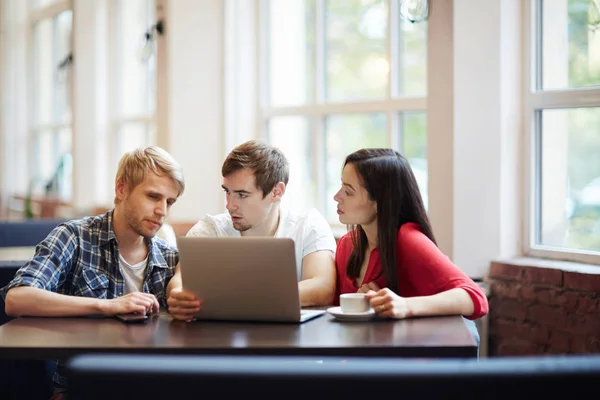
left=115, top=179, right=129, bottom=202
left=271, top=182, right=286, bottom=202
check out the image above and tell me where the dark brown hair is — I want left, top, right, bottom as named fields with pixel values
left=222, top=140, right=289, bottom=197
left=344, top=148, right=436, bottom=294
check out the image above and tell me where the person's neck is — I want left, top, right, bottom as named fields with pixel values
left=361, top=221, right=378, bottom=251
left=241, top=204, right=281, bottom=237
left=112, top=207, right=147, bottom=254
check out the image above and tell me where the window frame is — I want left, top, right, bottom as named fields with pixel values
left=256, top=0, right=428, bottom=228
left=523, top=0, right=600, bottom=264
left=27, top=0, right=72, bottom=198
left=107, top=0, right=157, bottom=179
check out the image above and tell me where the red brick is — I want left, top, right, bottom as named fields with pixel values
left=527, top=304, right=567, bottom=329
left=547, top=331, right=570, bottom=354
left=564, top=271, right=600, bottom=292
left=491, top=299, right=528, bottom=320
left=530, top=325, right=551, bottom=344
left=522, top=267, right=563, bottom=286
left=490, top=318, right=532, bottom=340
left=520, top=285, right=558, bottom=305
left=489, top=281, right=521, bottom=300
left=554, top=290, right=581, bottom=312
left=494, top=339, right=543, bottom=356
left=592, top=337, right=600, bottom=352
left=489, top=262, right=523, bottom=280
left=568, top=315, right=600, bottom=336
left=577, top=294, right=600, bottom=314
left=569, top=335, right=599, bottom=354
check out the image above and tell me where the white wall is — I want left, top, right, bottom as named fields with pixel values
left=72, top=0, right=110, bottom=212
left=452, top=0, right=522, bottom=277
left=0, top=0, right=29, bottom=213
left=163, top=0, right=225, bottom=221
left=427, top=0, right=522, bottom=278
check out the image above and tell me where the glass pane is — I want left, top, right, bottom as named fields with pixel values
left=401, top=112, right=427, bottom=209
left=115, top=122, right=153, bottom=158
left=267, top=117, right=316, bottom=210
left=36, top=130, right=55, bottom=193
left=398, top=18, right=427, bottom=97
left=266, top=0, right=315, bottom=106
left=54, top=10, right=72, bottom=123
left=538, top=107, right=600, bottom=252
left=115, top=0, right=156, bottom=117
left=34, top=129, right=70, bottom=200
left=34, top=19, right=53, bottom=123
left=541, top=0, right=600, bottom=90
left=325, top=113, right=387, bottom=221
left=28, top=0, right=60, bottom=9
left=57, top=128, right=72, bottom=201
left=325, top=0, right=388, bottom=102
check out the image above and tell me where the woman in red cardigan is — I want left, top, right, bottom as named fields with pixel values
left=333, top=148, right=488, bottom=320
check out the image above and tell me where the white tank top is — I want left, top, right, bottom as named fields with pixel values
left=118, top=254, right=148, bottom=294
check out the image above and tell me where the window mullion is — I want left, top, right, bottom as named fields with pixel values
left=388, top=0, right=397, bottom=99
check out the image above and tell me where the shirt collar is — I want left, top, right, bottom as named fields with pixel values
left=98, top=209, right=117, bottom=247
left=99, top=209, right=170, bottom=269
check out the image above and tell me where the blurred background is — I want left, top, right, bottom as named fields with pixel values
left=0, top=0, right=599, bottom=278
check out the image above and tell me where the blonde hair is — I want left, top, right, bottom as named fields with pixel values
left=114, top=146, right=185, bottom=203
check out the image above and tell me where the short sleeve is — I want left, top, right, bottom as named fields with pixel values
left=301, top=208, right=337, bottom=258
left=186, top=215, right=219, bottom=237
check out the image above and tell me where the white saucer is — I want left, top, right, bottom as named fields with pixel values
left=326, top=306, right=376, bottom=322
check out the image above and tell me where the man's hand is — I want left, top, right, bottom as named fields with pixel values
left=167, top=287, right=202, bottom=321
left=103, top=292, right=160, bottom=316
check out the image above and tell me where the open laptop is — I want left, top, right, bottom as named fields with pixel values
left=176, top=236, right=326, bottom=323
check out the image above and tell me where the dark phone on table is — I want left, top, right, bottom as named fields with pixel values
left=116, top=313, right=149, bottom=324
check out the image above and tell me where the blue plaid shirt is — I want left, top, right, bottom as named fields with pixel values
left=0, top=210, right=179, bottom=391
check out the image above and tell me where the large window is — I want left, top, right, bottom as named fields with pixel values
left=526, top=0, right=600, bottom=263
left=260, top=0, right=428, bottom=224
left=110, top=0, right=157, bottom=173
left=29, top=1, right=73, bottom=201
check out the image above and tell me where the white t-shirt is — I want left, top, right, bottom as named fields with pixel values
left=119, top=254, right=148, bottom=294
left=186, top=207, right=336, bottom=280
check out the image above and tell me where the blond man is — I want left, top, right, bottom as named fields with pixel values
left=0, top=146, right=185, bottom=398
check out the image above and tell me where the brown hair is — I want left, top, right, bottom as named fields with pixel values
left=222, top=140, right=289, bottom=197
left=114, top=146, right=185, bottom=203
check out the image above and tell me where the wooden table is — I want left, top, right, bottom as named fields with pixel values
left=0, top=311, right=477, bottom=360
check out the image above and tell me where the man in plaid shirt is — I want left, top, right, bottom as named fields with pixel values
left=0, top=146, right=185, bottom=400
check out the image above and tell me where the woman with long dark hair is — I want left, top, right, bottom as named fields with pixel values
left=333, top=148, right=488, bottom=320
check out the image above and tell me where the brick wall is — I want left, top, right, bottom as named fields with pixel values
left=487, top=260, right=600, bottom=356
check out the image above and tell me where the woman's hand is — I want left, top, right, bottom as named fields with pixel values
left=357, top=281, right=380, bottom=293
left=365, top=288, right=411, bottom=319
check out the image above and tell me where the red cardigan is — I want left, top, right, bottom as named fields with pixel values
left=335, top=223, right=489, bottom=320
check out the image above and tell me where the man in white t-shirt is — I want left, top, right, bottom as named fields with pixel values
left=167, top=140, right=337, bottom=321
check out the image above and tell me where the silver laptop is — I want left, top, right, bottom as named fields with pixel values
left=176, top=236, right=326, bottom=323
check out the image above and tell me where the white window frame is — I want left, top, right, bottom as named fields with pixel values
left=27, top=0, right=72, bottom=197
left=256, top=0, right=428, bottom=229
left=523, top=0, right=600, bottom=265
left=107, top=0, right=157, bottom=177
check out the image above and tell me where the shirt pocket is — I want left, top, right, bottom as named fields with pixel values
left=73, top=269, right=110, bottom=299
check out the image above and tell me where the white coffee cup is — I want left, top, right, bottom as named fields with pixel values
left=339, top=293, right=371, bottom=313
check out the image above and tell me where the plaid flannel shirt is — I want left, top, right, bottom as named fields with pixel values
left=0, top=210, right=179, bottom=392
